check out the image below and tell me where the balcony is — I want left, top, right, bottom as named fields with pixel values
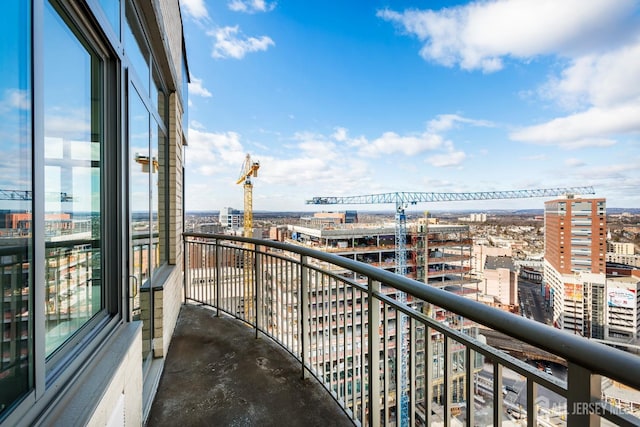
left=148, top=233, right=640, bottom=426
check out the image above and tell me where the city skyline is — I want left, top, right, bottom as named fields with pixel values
left=181, top=0, right=640, bottom=212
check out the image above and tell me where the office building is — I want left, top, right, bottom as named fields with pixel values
left=605, top=274, right=640, bottom=346
left=483, top=256, right=518, bottom=310
left=219, top=207, right=243, bottom=230
left=543, top=197, right=607, bottom=336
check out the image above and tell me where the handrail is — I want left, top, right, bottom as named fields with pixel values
left=184, top=232, right=640, bottom=426
left=184, top=232, right=640, bottom=392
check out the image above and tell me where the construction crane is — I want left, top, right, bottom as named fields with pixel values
left=236, top=154, right=260, bottom=321
left=0, top=189, right=73, bottom=202
left=307, top=185, right=595, bottom=426
left=236, top=154, right=260, bottom=237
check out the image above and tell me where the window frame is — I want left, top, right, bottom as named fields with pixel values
left=0, top=1, right=124, bottom=423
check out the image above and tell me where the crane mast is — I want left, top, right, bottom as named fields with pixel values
left=236, top=154, right=260, bottom=321
left=307, top=185, right=595, bottom=426
left=236, top=154, right=260, bottom=238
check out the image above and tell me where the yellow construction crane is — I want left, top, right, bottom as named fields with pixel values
left=236, top=153, right=260, bottom=238
left=236, top=153, right=260, bottom=321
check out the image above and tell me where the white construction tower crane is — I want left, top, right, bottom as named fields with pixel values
left=307, top=185, right=596, bottom=426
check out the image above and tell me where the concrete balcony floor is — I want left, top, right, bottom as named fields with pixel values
left=146, top=304, right=353, bottom=426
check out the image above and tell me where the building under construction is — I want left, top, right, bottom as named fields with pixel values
left=284, top=213, right=483, bottom=421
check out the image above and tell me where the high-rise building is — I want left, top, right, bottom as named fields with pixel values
left=605, top=274, right=640, bottom=345
left=219, top=207, right=243, bottom=229
left=286, top=218, right=482, bottom=417
left=544, top=197, right=607, bottom=336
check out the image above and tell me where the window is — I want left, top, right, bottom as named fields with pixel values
left=126, top=1, right=168, bottom=367
left=0, top=0, right=32, bottom=414
left=1, top=0, right=116, bottom=418
left=97, top=0, right=120, bottom=37
left=43, top=0, right=104, bottom=359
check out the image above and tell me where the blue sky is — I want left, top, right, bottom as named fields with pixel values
left=180, top=0, right=640, bottom=212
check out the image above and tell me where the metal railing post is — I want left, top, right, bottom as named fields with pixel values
left=465, top=347, right=474, bottom=427
left=493, top=361, right=503, bottom=426
left=567, top=362, right=601, bottom=427
left=367, top=279, right=381, bottom=427
left=255, top=245, right=262, bottom=338
left=425, top=325, right=433, bottom=426
left=183, top=239, right=189, bottom=303
left=215, top=239, right=220, bottom=316
left=300, top=255, right=309, bottom=379
left=527, top=374, right=538, bottom=426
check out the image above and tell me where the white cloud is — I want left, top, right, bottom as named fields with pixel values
left=519, top=39, right=640, bottom=147
left=190, top=120, right=206, bottom=130
left=187, top=129, right=246, bottom=177
left=426, top=141, right=466, bottom=167
left=188, top=77, right=212, bottom=98
left=541, top=41, right=640, bottom=109
left=181, top=0, right=209, bottom=20
left=330, top=127, right=368, bottom=148
left=0, top=89, right=29, bottom=113
left=510, top=102, right=640, bottom=148
left=293, top=132, right=339, bottom=161
left=567, top=163, right=640, bottom=203
left=44, top=109, right=91, bottom=139
left=564, top=158, right=585, bottom=167
left=379, top=1, right=640, bottom=149
left=228, top=0, right=276, bottom=13
left=209, top=26, right=275, bottom=59
left=427, top=114, right=494, bottom=132
left=377, top=0, right=636, bottom=72
left=360, top=131, right=443, bottom=157
left=327, top=124, right=470, bottom=168
left=521, top=154, right=547, bottom=161
left=332, top=127, right=348, bottom=142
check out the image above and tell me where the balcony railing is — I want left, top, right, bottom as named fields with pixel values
left=184, top=233, right=640, bottom=426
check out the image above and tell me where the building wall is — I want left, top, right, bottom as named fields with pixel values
left=285, top=219, right=480, bottom=413
left=220, top=207, right=242, bottom=229
left=483, top=267, right=518, bottom=306
left=544, top=197, right=606, bottom=275
left=86, top=326, right=143, bottom=427
left=605, top=276, right=640, bottom=344
left=607, top=253, right=640, bottom=268
left=544, top=197, right=608, bottom=336
left=472, top=245, right=512, bottom=275
left=608, top=241, right=635, bottom=255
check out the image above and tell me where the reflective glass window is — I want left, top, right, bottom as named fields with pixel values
left=97, top=0, right=120, bottom=37
left=129, top=83, right=157, bottom=364
left=154, top=120, right=167, bottom=265
left=182, top=57, right=189, bottom=139
left=43, top=1, right=103, bottom=357
left=124, top=4, right=150, bottom=96
left=0, top=0, right=32, bottom=415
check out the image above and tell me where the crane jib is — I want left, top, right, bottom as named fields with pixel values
left=306, top=186, right=596, bottom=205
